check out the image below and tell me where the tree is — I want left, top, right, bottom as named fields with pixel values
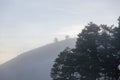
left=51, top=22, right=101, bottom=80
left=54, top=38, right=58, bottom=43
left=111, top=16, right=120, bottom=80
left=97, top=24, right=115, bottom=80
left=51, top=47, right=79, bottom=80
left=65, top=35, right=70, bottom=40
left=51, top=17, right=120, bottom=80
left=75, top=22, right=101, bottom=80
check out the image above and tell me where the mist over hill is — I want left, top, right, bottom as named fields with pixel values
left=0, top=38, right=76, bottom=80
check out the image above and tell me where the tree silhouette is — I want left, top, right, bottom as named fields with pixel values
left=75, top=22, right=101, bottom=80
left=51, top=17, right=120, bottom=80
left=51, top=47, right=79, bottom=80
left=54, top=38, right=58, bottom=43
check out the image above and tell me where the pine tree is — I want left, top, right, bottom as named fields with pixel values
left=97, top=24, right=115, bottom=80
left=51, top=47, right=79, bottom=80
left=51, top=22, right=101, bottom=80
left=111, top=17, right=120, bottom=80
left=75, top=22, right=101, bottom=80
left=51, top=17, right=120, bottom=80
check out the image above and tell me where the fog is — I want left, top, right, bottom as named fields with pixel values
left=0, top=0, right=120, bottom=80
left=0, top=38, right=76, bottom=80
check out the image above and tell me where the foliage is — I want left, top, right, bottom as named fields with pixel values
left=51, top=17, right=120, bottom=80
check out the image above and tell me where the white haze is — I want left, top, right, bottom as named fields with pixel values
left=0, top=0, right=120, bottom=63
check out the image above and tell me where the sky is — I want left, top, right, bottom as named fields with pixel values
left=0, top=0, right=120, bottom=64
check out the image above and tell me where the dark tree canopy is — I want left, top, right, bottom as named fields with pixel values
left=51, top=17, right=120, bottom=80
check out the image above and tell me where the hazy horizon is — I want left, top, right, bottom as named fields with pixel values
left=0, top=0, right=120, bottom=64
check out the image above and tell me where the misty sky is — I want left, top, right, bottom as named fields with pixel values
left=0, top=0, right=120, bottom=64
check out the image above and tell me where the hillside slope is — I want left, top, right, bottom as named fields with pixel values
left=0, top=38, right=76, bottom=80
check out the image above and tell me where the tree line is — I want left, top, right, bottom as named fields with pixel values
left=51, top=17, right=120, bottom=80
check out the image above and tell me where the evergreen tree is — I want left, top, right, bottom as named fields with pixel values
left=51, top=47, right=79, bottom=80
left=75, top=22, right=101, bottom=80
left=111, top=16, right=120, bottom=80
left=51, top=17, right=120, bottom=80
left=97, top=24, right=115, bottom=80
left=51, top=22, right=101, bottom=80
